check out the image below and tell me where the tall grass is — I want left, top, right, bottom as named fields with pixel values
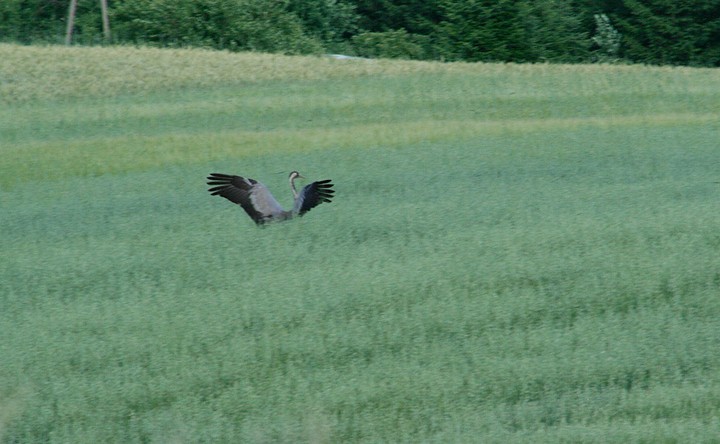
left=2, top=44, right=720, bottom=442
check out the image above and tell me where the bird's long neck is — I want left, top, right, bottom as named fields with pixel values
left=290, top=176, right=299, bottom=199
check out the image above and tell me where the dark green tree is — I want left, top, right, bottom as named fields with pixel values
left=352, top=0, right=444, bottom=34
left=520, top=0, right=590, bottom=62
left=351, top=28, right=431, bottom=59
left=287, top=0, right=359, bottom=44
left=437, top=0, right=525, bottom=61
left=611, top=0, right=720, bottom=66
left=112, top=0, right=322, bottom=53
left=437, top=0, right=589, bottom=63
left=0, top=0, right=69, bottom=43
left=344, top=0, right=443, bottom=58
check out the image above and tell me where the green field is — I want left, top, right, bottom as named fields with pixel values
left=2, top=43, right=720, bottom=442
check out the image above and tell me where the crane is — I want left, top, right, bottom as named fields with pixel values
left=207, top=171, right=334, bottom=225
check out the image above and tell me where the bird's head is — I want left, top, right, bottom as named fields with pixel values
left=288, top=171, right=305, bottom=181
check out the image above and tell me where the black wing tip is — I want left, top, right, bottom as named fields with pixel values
left=315, top=180, right=334, bottom=203
left=207, top=173, right=230, bottom=184
left=315, top=181, right=334, bottom=194
left=208, top=185, right=231, bottom=195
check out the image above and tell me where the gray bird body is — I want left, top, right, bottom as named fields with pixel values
left=207, top=171, right=334, bottom=225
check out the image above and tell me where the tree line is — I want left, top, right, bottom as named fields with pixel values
left=2, top=0, right=719, bottom=66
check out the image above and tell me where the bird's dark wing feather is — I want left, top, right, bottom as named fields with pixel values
left=207, top=173, right=286, bottom=224
left=294, top=179, right=335, bottom=216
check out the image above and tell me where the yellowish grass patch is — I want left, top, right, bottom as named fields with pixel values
left=3, top=111, right=716, bottom=189
left=2, top=43, right=718, bottom=104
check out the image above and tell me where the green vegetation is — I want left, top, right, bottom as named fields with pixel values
left=2, top=43, right=720, bottom=442
left=3, top=0, right=720, bottom=66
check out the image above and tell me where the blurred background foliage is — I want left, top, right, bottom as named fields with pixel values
left=1, top=0, right=719, bottom=65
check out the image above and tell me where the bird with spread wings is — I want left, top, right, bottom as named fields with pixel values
left=207, top=171, right=334, bottom=225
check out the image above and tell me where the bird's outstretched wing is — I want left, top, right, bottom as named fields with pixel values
left=207, top=173, right=288, bottom=224
left=294, top=179, right=335, bottom=216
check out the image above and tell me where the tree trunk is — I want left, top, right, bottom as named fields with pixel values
left=65, top=0, right=78, bottom=45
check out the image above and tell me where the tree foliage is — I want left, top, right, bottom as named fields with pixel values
left=1, top=0, right=719, bottom=66
left=112, top=0, right=322, bottom=53
left=352, top=29, right=431, bottom=59
left=0, top=0, right=68, bottom=43
left=287, top=0, right=359, bottom=44
left=609, top=0, right=720, bottom=66
left=437, top=0, right=589, bottom=63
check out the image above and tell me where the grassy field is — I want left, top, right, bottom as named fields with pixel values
left=2, top=43, right=720, bottom=442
